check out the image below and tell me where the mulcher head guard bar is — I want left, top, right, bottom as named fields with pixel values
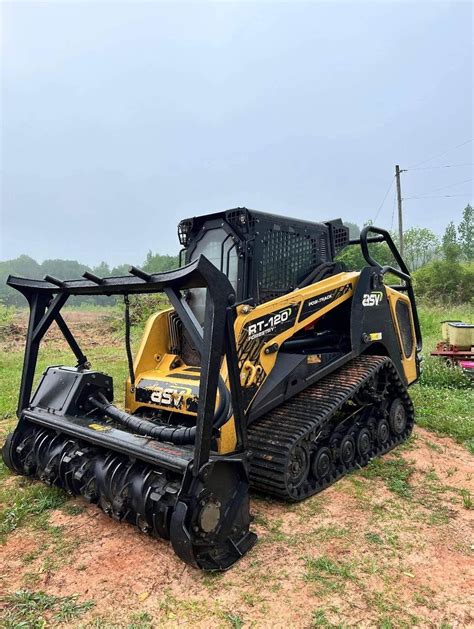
left=3, top=255, right=257, bottom=570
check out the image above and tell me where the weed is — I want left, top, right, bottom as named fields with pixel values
left=312, top=608, right=343, bottom=628
left=424, top=440, right=444, bottom=453
left=304, top=556, right=354, bottom=594
left=460, top=488, right=472, bottom=509
left=224, top=612, right=245, bottom=628
left=312, top=609, right=330, bottom=627
left=201, top=571, right=223, bottom=589
left=241, top=592, right=263, bottom=607
left=425, top=467, right=439, bottom=482
left=22, top=572, right=42, bottom=587
left=366, top=591, right=401, bottom=615
left=252, top=512, right=270, bottom=528
left=1, top=589, right=94, bottom=627
left=128, top=611, right=154, bottom=629
left=413, top=590, right=437, bottom=610
left=365, top=531, right=384, bottom=545
left=312, top=525, right=349, bottom=541
left=346, top=476, right=369, bottom=502
left=301, top=494, right=326, bottom=517
left=261, top=517, right=287, bottom=542
left=62, top=502, right=85, bottom=516
left=427, top=506, right=452, bottom=526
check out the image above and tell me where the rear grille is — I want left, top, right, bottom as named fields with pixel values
left=168, top=312, right=182, bottom=354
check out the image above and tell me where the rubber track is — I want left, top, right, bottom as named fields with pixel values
left=247, top=355, right=414, bottom=500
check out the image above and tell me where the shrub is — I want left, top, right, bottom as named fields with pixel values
left=128, top=294, right=170, bottom=325
left=0, top=304, right=15, bottom=327
left=108, top=294, right=170, bottom=331
left=413, top=260, right=473, bottom=304
left=0, top=304, right=17, bottom=340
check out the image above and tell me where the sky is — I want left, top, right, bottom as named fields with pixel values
left=1, top=0, right=472, bottom=266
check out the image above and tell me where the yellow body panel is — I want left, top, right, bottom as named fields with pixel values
left=385, top=287, right=418, bottom=384
left=126, top=272, right=417, bottom=455
left=234, top=272, right=358, bottom=381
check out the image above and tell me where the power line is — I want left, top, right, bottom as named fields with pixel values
left=390, top=188, right=397, bottom=231
left=372, top=175, right=395, bottom=222
left=407, top=138, right=473, bottom=169
left=406, top=162, right=473, bottom=172
left=404, top=193, right=471, bottom=200
left=406, top=178, right=472, bottom=197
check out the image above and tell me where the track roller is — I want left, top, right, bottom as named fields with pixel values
left=248, top=355, right=414, bottom=501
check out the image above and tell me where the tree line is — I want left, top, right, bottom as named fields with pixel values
left=1, top=204, right=472, bottom=306
left=338, top=204, right=473, bottom=303
left=0, top=251, right=178, bottom=306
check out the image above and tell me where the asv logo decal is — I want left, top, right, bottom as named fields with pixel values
left=362, top=291, right=383, bottom=307
left=246, top=307, right=292, bottom=340
left=150, top=387, right=186, bottom=407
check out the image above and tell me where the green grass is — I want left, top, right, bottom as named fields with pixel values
left=127, top=611, right=154, bottom=629
left=365, top=531, right=384, bottom=545
left=0, top=468, right=67, bottom=542
left=224, top=612, right=245, bottom=628
left=460, top=489, right=472, bottom=510
left=417, top=303, right=473, bottom=348
left=304, top=556, right=354, bottom=594
left=1, top=589, right=94, bottom=627
left=311, top=608, right=344, bottom=628
left=411, top=383, right=474, bottom=452
left=358, top=455, right=415, bottom=499
left=410, top=303, right=474, bottom=452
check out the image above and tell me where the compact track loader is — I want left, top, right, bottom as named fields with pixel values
left=3, top=208, right=422, bottom=570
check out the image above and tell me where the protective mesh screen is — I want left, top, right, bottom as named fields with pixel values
left=259, top=231, right=327, bottom=303
left=333, top=225, right=349, bottom=252
left=227, top=209, right=257, bottom=231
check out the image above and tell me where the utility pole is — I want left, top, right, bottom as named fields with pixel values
left=395, top=165, right=404, bottom=257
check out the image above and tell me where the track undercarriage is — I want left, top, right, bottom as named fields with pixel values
left=248, top=355, right=413, bottom=500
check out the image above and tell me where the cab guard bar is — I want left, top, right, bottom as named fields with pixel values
left=349, top=225, right=422, bottom=353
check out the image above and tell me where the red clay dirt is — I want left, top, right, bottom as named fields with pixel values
left=1, top=428, right=473, bottom=627
left=0, top=309, right=121, bottom=352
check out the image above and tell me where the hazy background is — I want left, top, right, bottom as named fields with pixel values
left=1, top=1, right=472, bottom=266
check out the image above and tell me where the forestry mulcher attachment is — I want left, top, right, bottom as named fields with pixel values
left=3, top=209, right=422, bottom=570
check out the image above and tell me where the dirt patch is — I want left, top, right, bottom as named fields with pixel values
left=1, top=427, right=472, bottom=627
left=0, top=310, right=121, bottom=352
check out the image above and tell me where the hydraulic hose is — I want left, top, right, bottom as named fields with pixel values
left=90, top=393, right=196, bottom=445
left=89, top=375, right=231, bottom=446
